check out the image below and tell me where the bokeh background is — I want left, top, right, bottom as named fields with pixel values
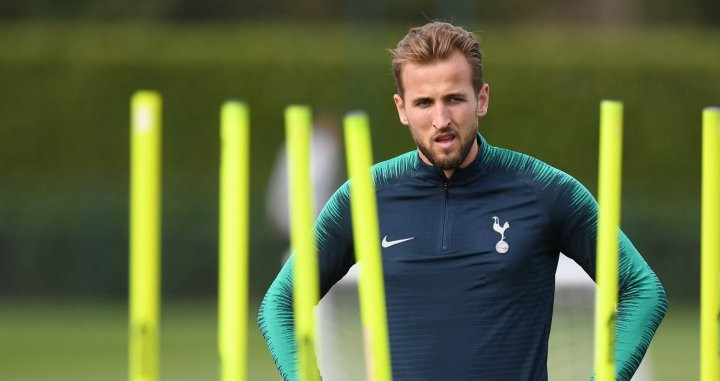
left=1, top=0, right=719, bottom=379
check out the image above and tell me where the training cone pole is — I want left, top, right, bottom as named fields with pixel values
left=701, top=107, right=720, bottom=381
left=593, top=100, right=623, bottom=381
left=219, top=101, right=250, bottom=381
left=285, top=105, right=319, bottom=381
left=343, top=112, right=393, bottom=381
left=129, top=91, right=162, bottom=381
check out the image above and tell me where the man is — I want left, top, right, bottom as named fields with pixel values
left=259, top=22, right=667, bottom=380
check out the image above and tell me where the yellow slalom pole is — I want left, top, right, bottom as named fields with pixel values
left=219, top=101, right=250, bottom=381
left=343, top=112, right=393, bottom=381
left=701, top=106, right=720, bottom=381
left=129, top=91, right=162, bottom=381
left=593, top=100, right=623, bottom=381
left=285, top=105, right=319, bottom=381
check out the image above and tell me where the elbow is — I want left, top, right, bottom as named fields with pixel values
left=257, top=292, right=268, bottom=330
left=257, top=281, right=282, bottom=339
left=619, top=269, right=669, bottom=328
left=257, top=275, right=295, bottom=340
left=637, top=272, right=669, bottom=328
left=655, top=279, right=669, bottom=321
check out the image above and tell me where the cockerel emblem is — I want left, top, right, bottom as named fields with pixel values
left=492, top=216, right=510, bottom=254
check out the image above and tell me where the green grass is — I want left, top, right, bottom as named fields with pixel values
left=0, top=300, right=700, bottom=380
left=0, top=300, right=278, bottom=381
left=651, top=303, right=700, bottom=380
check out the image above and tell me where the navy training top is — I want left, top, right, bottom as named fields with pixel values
left=259, top=133, right=667, bottom=380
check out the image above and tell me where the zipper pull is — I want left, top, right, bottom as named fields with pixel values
left=443, top=181, right=448, bottom=197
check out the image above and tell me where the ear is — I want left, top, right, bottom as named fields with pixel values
left=476, top=83, right=490, bottom=117
left=393, top=94, right=409, bottom=125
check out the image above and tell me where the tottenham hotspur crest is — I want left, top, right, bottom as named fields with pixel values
left=492, top=216, right=510, bottom=253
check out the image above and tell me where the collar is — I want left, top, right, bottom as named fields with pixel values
left=413, top=132, right=488, bottom=185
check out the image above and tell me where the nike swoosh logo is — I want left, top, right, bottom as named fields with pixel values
left=381, top=235, right=415, bottom=248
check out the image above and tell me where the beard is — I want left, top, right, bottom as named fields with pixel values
left=412, top=127, right=476, bottom=170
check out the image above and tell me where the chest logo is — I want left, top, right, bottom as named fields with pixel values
left=381, top=235, right=415, bottom=248
left=492, top=216, right=510, bottom=254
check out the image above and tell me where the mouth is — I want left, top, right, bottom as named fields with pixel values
left=433, top=132, right=456, bottom=148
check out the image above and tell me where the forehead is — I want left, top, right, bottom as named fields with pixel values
left=401, top=52, right=474, bottom=97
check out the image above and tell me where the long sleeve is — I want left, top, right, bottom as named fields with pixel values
left=258, top=183, right=356, bottom=380
left=551, top=175, right=668, bottom=381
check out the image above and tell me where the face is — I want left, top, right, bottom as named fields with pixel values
left=393, top=52, right=489, bottom=173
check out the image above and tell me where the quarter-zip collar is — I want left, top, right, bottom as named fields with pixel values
left=413, top=132, right=488, bottom=185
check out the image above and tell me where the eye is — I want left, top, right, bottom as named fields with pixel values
left=448, top=96, right=465, bottom=104
left=415, top=99, right=431, bottom=108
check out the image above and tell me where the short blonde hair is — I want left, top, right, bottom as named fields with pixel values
left=391, top=22, right=484, bottom=98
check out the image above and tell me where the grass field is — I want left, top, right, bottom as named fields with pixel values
left=0, top=300, right=277, bottom=381
left=0, top=299, right=699, bottom=380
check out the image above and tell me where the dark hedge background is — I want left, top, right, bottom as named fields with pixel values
left=1, top=19, right=719, bottom=301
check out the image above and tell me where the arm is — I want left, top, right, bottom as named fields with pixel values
left=551, top=176, right=668, bottom=381
left=258, top=183, right=356, bottom=380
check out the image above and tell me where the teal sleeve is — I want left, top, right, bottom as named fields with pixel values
left=257, top=183, right=355, bottom=380
left=551, top=176, right=668, bottom=381
left=257, top=257, right=298, bottom=381
left=613, top=231, right=668, bottom=380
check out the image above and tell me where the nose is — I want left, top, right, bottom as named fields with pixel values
left=432, top=104, right=451, bottom=130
